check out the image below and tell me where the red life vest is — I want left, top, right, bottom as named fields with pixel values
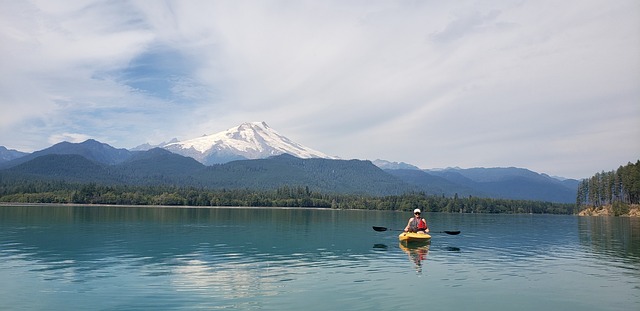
left=410, top=217, right=427, bottom=231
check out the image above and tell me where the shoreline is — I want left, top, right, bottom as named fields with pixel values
left=0, top=202, right=346, bottom=211
left=4, top=202, right=639, bottom=217
left=578, top=204, right=640, bottom=217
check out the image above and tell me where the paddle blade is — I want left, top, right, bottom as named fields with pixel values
left=372, top=226, right=389, bottom=232
left=444, top=231, right=461, bottom=235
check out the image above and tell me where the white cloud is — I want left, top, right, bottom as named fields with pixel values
left=0, top=0, right=638, bottom=178
left=48, top=132, right=91, bottom=144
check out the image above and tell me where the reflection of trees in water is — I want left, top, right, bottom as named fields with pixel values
left=578, top=216, right=640, bottom=263
left=0, top=205, right=401, bottom=277
left=399, top=242, right=430, bottom=274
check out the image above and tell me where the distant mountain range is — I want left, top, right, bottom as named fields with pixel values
left=385, top=167, right=578, bottom=203
left=0, top=122, right=580, bottom=203
left=0, top=146, right=28, bottom=162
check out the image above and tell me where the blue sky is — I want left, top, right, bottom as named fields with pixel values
left=1, top=0, right=638, bottom=179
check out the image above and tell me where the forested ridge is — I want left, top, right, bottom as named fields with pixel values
left=576, top=160, right=640, bottom=216
left=0, top=179, right=574, bottom=214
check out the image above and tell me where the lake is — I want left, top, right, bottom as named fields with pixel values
left=0, top=204, right=638, bottom=310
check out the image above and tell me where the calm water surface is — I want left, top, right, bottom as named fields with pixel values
left=0, top=205, right=638, bottom=310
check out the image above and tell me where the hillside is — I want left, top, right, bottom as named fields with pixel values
left=0, top=150, right=411, bottom=196
left=5, top=154, right=111, bottom=183
left=384, top=169, right=481, bottom=197
left=195, top=154, right=410, bottom=195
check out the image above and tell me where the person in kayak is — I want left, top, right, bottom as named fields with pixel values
left=404, top=209, right=429, bottom=234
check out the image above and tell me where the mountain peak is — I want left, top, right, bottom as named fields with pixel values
left=239, top=121, right=269, bottom=129
left=372, top=159, right=420, bottom=170
left=162, top=121, right=337, bottom=165
left=0, top=146, right=28, bottom=162
left=131, top=138, right=179, bottom=151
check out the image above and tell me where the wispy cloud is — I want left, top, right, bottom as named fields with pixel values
left=1, top=0, right=638, bottom=179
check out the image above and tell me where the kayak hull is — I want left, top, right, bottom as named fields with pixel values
left=398, top=232, right=431, bottom=242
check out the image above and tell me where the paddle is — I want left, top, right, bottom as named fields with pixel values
left=372, top=226, right=460, bottom=235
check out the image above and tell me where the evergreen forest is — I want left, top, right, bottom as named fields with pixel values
left=0, top=179, right=575, bottom=214
left=576, top=160, right=640, bottom=215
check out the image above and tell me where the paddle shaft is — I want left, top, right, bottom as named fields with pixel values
left=372, top=226, right=460, bottom=235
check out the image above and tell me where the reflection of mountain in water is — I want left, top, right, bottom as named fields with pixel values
left=578, top=216, right=640, bottom=264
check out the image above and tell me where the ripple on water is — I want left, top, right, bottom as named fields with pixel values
left=1, top=207, right=639, bottom=311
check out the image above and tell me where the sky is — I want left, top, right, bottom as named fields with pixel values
left=1, top=0, right=638, bottom=179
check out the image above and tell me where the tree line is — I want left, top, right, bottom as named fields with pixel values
left=0, top=179, right=575, bottom=214
left=576, top=160, right=640, bottom=215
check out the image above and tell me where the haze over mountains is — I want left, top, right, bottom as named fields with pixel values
left=0, top=122, right=579, bottom=203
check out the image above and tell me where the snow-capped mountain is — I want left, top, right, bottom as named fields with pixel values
left=162, top=121, right=337, bottom=165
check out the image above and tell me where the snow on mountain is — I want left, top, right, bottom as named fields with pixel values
left=372, top=159, right=420, bottom=170
left=162, top=121, right=337, bottom=165
left=131, top=138, right=179, bottom=151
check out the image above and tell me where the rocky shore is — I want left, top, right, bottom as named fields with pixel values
left=578, top=204, right=640, bottom=217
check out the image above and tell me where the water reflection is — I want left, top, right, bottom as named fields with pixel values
left=2, top=205, right=639, bottom=310
left=399, top=241, right=430, bottom=274
left=578, top=216, right=640, bottom=264
left=372, top=244, right=389, bottom=251
left=0, top=206, right=395, bottom=293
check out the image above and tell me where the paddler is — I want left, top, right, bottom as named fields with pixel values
left=403, top=209, right=429, bottom=234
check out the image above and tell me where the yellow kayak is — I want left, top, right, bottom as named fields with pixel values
left=398, top=232, right=431, bottom=242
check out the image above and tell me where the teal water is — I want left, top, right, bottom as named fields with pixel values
left=0, top=205, right=638, bottom=310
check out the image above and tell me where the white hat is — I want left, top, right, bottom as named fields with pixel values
left=413, top=208, right=421, bottom=213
